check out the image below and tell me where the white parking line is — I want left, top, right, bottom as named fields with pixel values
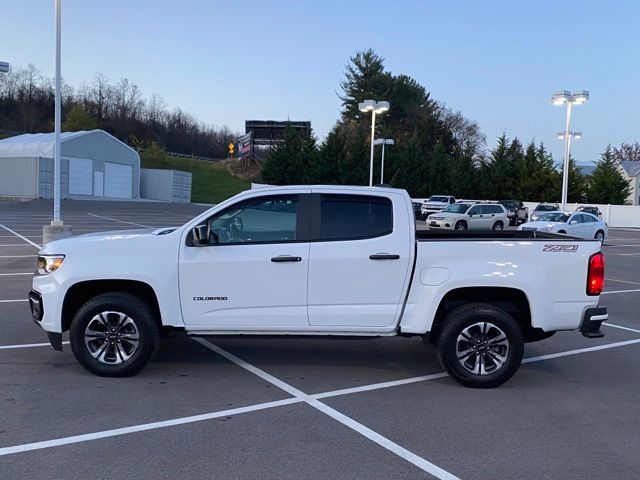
left=0, top=299, right=28, bottom=303
left=0, top=255, right=36, bottom=258
left=0, top=224, right=41, bottom=249
left=603, top=323, right=640, bottom=335
left=193, top=338, right=461, bottom=480
left=602, top=289, right=640, bottom=295
left=2, top=336, right=640, bottom=463
left=87, top=213, right=152, bottom=228
left=0, top=397, right=301, bottom=456
left=606, top=278, right=640, bottom=286
left=0, top=341, right=69, bottom=350
left=0, top=244, right=38, bottom=247
left=0, top=273, right=32, bottom=276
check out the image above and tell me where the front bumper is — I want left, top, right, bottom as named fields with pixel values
left=427, top=218, right=453, bottom=230
left=580, top=306, right=607, bottom=338
left=28, top=289, right=63, bottom=351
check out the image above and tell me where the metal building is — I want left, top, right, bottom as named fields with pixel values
left=140, top=168, right=192, bottom=203
left=0, top=130, right=140, bottom=199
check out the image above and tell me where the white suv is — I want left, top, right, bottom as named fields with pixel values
left=428, top=203, right=509, bottom=231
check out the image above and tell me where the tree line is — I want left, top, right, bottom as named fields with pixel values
left=262, top=49, right=632, bottom=204
left=0, top=64, right=237, bottom=158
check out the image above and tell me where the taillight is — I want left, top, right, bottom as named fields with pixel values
left=587, top=252, right=605, bottom=295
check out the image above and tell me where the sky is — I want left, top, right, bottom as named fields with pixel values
left=2, top=0, right=639, bottom=164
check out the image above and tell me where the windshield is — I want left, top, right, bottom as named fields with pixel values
left=538, top=212, right=569, bottom=222
left=428, top=196, right=449, bottom=203
left=443, top=203, right=471, bottom=214
left=499, top=201, right=518, bottom=209
left=535, top=204, right=558, bottom=212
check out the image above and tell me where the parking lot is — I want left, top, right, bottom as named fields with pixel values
left=1, top=199, right=640, bottom=480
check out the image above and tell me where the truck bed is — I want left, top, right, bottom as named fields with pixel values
left=415, top=229, right=593, bottom=241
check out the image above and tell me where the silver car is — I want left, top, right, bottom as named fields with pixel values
left=428, top=203, right=509, bottom=231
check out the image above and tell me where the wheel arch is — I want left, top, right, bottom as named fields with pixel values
left=428, top=287, right=532, bottom=344
left=61, top=279, right=162, bottom=333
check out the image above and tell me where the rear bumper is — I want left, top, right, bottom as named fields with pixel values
left=580, top=306, right=607, bottom=338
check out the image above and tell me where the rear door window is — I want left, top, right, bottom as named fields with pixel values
left=319, top=194, right=393, bottom=241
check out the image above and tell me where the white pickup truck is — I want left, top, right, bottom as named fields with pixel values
left=29, top=186, right=608, bottom=388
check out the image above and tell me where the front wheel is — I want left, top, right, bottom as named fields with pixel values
left=454, top=221, right=467, bottom=231
left=594, top=230, right=605, bottom=243
left=435, top=303, right=524, bottom=388
left=70, top=292, right=160, bottom=377
left=492, top=221, right=504, bottom=231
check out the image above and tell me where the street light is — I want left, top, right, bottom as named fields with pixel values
left=359, top=99, right=390, bottom=186
left=43, top=0, right=72, bottom=243
left=556, top=131, right=582, bottom=140
left=373, top=138, right=394, bottom=184
left=551, top=90, right=589, bottom=211
left=0, top=61, right=9, bottom=73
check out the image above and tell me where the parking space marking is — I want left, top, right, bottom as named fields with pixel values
left=0, top=398, right=301, bottom=456
left=0, top=224, right=41, bottom=248
left=602, top=289, right=640, bottom=295
left=193, top=337, right=460, bottom=480
left=0, top=299, right=28, bottom=303
left=0, top=273, right=32, bottom=276
left=603, top=323, right=640, bottom=335
left=0, top=244, right=38, bottom=247
left=2, top=335, right=640, bottom=466
left=0, top=255, right=36, bottom=258
left=87, top=213, right=152, bottom=228
left=606, top=278, right=640, bottom=286
left=0, top=341, right=69, bottom=350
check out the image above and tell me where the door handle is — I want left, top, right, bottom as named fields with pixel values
left=369, top=253, right=400, bottom=260
left=271, top=255, right=302, bottom=262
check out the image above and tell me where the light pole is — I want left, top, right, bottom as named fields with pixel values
left=359, top=99, right=390, bottom=186
left=551, top=90, right=589, bottom=211
left=373, top=138, right=394, bottom=184
left=43, top=0, right=72, bottom=243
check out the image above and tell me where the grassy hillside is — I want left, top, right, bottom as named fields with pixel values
left=141, top=155, right=250, bottom=204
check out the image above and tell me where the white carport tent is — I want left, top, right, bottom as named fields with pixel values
left=0, top=130, right=140, bottom=199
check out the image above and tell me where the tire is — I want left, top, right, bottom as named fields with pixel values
left=69, top=292, right=160, bottom=377
left=454, top=221, right=467, bottom=231
left=435, top=303, right=524, bottom=388
left=594, top=230, right=605, bottom=243
left=492, top=221, right=504, bottom=231
left=558, top=230, right=566, bottom=234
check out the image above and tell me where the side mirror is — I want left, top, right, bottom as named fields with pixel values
left=192, top=224, right=210, bottom=246
left=569, top=220, right=578, bottom=225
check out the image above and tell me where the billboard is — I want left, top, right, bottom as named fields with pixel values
left=245, top=120, right=311, bottom=146
left=237, top=131, right=253, bottom=159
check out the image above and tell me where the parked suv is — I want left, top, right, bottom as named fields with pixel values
left=576, top=205, right=603, bottom=220
left=530, top=203, right=560, bottom=222
left=420, top=195, right=456, bottom=218
left=427, top=202, right=509, bottom=231
left=497, top=200, right=529, bottom=226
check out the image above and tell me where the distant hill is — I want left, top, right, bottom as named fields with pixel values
left=576, top=163, right=596, bottom=176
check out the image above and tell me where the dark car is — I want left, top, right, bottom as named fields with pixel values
left=412, top=202, right=423, bottom=220
left=576, top=205, right=602, bottom=219
left=497, top=200, right=529, bottom=226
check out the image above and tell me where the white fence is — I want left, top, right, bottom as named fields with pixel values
left=414, top=198, right=640, bottom=228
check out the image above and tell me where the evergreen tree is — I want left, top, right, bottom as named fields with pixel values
left=261, top=124, right=318, bottom=185
left=588, top=145, right=631, bottom=204
left=559, top=156, right=587, bottom=203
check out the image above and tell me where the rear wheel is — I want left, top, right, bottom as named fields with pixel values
left=435, top=303, right=524, bottom=388
left=594, top=230, right=605, bottom=243
left=70, top=292, right=159, bottom=377
left=492, top=221, right=504, bottom=231
left=455, top=221, right=467, bottom=231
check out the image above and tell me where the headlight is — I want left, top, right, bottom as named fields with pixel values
left=36, top=255, right=65, bottom=275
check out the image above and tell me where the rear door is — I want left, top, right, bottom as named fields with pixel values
left=307, top=192, right=412, bottom=329
left=467, top=205, right=491, bottom=229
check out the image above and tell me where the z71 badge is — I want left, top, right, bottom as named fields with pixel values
left=543, top=244, right=579, bottom=252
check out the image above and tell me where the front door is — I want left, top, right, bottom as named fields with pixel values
left=179, top=193, right=311, bottom=330
left=307, top=192, right=412, bottom=329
